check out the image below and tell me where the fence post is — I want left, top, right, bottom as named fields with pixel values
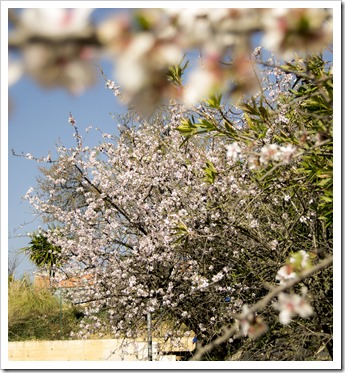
left=59, top=288, right=63, bottom=339
left=147, top=312, right=152, bottom=361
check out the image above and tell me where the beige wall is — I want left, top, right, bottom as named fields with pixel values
left=9, top=338, right=194, bottom=361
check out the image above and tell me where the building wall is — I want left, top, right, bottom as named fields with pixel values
left=8, top=338, right=193, bottom=361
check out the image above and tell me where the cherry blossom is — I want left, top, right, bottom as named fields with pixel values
left=114, top=33, right=182, bottom=115
left=276, top=250, right=313, bottom=285
left=9, top=8, right=334, bottom=111
left=22, top=42, right=98, bottom=94
left=226, top=142, right=241, bottom=164
left=9, top=8, right=98, bottom=94
left=8, top=58, right=23, bottom=86
left=19, top=8, right=94, bottom=38
left=23, top=106, right=271, bottom=342
left=274, top=291, right=313, bottom=325
left=262, top=8, right=332, bottom=59
left=239, top=305, right=268, bottom=339
left=276, top=264, right=297, bottom=285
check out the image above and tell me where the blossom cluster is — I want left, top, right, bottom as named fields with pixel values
left=98, top=8, right=332, bottom=110
left=9, top=8, right=333, bottom=112
left=276, top=250, right=312, bottom=285
left=9, top=8, right=98, bottom=93
left=19, top=112, right=236, bottom=337
left=274, top=290, right=313, bottom=325
left=239, top=305, right=268, bottom=340
left=226, top=142, right=297, bottom=168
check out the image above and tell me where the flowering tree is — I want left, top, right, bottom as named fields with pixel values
left=20, top=50, right=333, bottom=360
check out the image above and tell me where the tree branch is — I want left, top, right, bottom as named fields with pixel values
left=190, top=255, right=333, bottom=360
left=73, top=163, right=148, bottom=235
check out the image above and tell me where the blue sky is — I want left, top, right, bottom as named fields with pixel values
left=8, top=65, right=126, bottom=276
left=8, top=9, right=127, bottom=277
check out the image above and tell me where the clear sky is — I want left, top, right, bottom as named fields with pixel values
left=8, top=9, right=127, bottom=277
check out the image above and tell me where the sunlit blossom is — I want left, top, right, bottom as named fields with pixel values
left=274, top=292, right=313, bottom=325
left=20, top=8, right=94, bottom=37
left=8, top=58, right=23, bottom=86
left=276, top=264, right=297, bottom=284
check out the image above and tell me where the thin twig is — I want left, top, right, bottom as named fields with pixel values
left=190, top=255, right=333, bottom=360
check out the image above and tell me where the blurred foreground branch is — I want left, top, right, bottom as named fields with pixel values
left=190, top=255, right=333, bottom=361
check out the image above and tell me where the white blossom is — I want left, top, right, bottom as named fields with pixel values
left=274, top=292, right=313, bottom=325
left=226, top=142, right=242, bottom=162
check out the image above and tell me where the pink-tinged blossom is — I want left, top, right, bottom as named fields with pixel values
left=239, top=305, right=267, bottom=339
left=279, top=144, right=296, bottom=163
left=289, top=250, right=311, bottom=271
left=258, top=143, right=297, bottom=166
left=262, top=8, right=332, bottom=60
left=19, top=8, right=94, bottom=38
left=259, top=144, right=281, bottom=165
left=274, top=292, right=313, bottom=325
left=11, top=9, right=97, bottom=94
left=277, top=250, right=312, bottom=284
left=276, top=264, right=297, bottom=284
left=22, top=43, right=97, bottom=94
left=114, top=33, right=182, bottom=115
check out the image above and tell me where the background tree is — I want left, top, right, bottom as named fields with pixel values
left=8, top=254, right=21, bottom=283
left=21, top=229, right=63, bottom=278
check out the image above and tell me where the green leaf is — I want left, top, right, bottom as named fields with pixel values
left=203, top=160, right=218, bottom=184
left=205, top=94, right=222, bottom=109
left=196, top=119, right=217, bottom=132
left=240, top=103, right=259, bottom=116
left=244, top=113, right=254, bottom=129
left=172, top=221, right=189, bottom=237
left=167, top=57, right=189, bottom=86
left=259, top=106, right=268, bottom=120
left=320, top=196, right=333, bottom=203
left=176, top=118, right=197, bottom=135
